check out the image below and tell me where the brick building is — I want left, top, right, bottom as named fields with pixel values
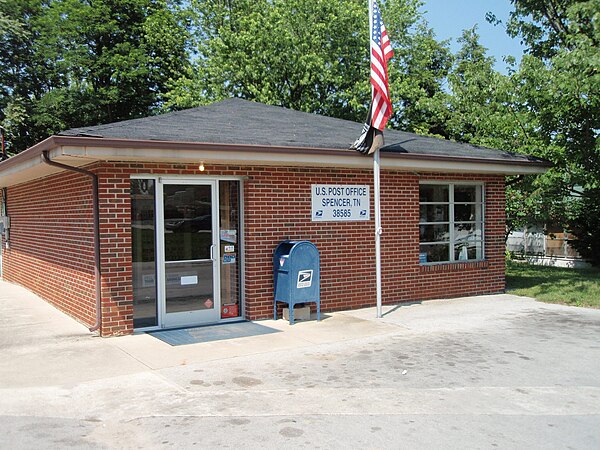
left=0, top=99, right=549, bottom=336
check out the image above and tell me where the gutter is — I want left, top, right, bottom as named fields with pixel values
left=0, top=135, right=553, bottom=175
left=42, top=151, right=102, bottom=333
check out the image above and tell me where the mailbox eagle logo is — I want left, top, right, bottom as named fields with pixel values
left=297, top=270, right=313, bottom=288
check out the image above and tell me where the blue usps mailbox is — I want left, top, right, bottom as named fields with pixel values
left=274, top=240, right=321, bottom=324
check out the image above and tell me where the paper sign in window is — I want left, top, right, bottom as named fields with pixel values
left=180, top=275, right=198, bottom=285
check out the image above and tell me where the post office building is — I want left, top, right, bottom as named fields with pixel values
left=0, top=99, right=550, bottom=336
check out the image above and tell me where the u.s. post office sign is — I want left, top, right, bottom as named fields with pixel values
left=311, top=184, right=370, bottom=221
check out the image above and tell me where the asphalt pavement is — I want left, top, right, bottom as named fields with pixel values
left=1, top=280, right=599, bottom=449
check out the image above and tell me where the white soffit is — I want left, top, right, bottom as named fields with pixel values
left=61, top=144, right=549, bottom=175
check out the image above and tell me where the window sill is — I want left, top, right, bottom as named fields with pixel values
left=419, top=260, right=489, bottom=272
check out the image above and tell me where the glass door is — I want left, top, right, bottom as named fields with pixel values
left=159, top=180, right=219, bottom=327
left=131, top=179, right=158, bottom=328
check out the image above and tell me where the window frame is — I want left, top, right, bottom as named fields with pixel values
left=418, top=181, right=485, bottom=265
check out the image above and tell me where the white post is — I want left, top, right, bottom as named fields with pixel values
left=374, top=147, right=383, bottom=318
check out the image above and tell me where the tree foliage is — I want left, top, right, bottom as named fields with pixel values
left=390, top=22, right=452, bottom=136
left=0, top=0, right=192, bottom=154
left=165, top=0, right=451, bottom=128
left=504, top=0, right=600, bottom=264
left=419, top=0, right=600, bottom=265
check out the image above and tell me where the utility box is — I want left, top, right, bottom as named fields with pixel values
left=274, top=240, right=321, bottom=324
left=0, top=216, right=9, bottom=235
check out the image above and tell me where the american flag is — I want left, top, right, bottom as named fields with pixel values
left=370, top=0, right=393, bottom=131
left=351, top=0, right=393, bottom=155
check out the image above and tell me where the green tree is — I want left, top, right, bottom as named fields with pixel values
left=0, top=0, right=193, bottom=153
left=446, top=27, right=504, bottom=145
left=391, top=22, right=453, bottom=136
left=503, top=0, right=600, bottom=264
left=167, top=0, right=373, bottom=119
left=0, top=0, right=51, bottom=154
left=3, top=0, right=454, bottom=153
left=442, top=29, right=529, bottom=237
left=165, top=0, right=450, bottom=128
left=442, top=4, right=599, bottom=264
left=433, top=27, right=553, bottom=241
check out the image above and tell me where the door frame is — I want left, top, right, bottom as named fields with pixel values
left=158, top=178, right=220, bottom=328
left=131, top=174, right=246, bottom=331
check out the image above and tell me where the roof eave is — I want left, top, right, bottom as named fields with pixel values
left=0, top=136, right=551, bottom=187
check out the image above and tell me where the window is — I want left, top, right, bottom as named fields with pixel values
left=419, top=183, right=484, bottom=264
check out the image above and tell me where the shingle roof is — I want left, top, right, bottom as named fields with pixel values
left=58, top=98, right=546, bottom=165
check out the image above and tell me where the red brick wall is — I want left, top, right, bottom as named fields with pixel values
left=96, top=164, right=134, bottom=335
left=2, top=169, right=97, bottom=326
left=242, top=169, right=506, bottom=316
left=2, top=161, right=506, bottom=336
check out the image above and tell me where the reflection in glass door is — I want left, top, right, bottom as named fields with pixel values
left=161, top=181, right=219, bottom=327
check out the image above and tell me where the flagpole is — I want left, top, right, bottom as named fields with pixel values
left=368, top=0, right=383, bottom=319
left=374, top=147, right=383, bottom=319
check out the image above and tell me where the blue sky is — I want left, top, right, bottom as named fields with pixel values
left=419, top=0, right=526, bottom=73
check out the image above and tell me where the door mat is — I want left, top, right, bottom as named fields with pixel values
left=147, top=321, right=280, bottom=346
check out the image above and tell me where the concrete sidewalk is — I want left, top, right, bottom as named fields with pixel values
left=0, top=280, right=402, bottom=386
left=2, top=280, right=600, bottom=449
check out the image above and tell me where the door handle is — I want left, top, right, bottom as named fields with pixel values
left=210, top=244, right=215, bottom=261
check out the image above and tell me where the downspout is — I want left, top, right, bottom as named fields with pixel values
left=1, top=187, right=7, bottom=247
left=1, top=128, right=9, bottom=249
left=42, top=151, right=102, bottom=333
left=1, top=128, right=9, bottom=255
left=0, top=125, right=7, bottom=160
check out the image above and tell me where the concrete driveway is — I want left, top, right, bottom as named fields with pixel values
left=1, top=280, right=599, bottom=449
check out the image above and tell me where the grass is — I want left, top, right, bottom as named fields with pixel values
left=506, top=260, right=600, bottom=308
